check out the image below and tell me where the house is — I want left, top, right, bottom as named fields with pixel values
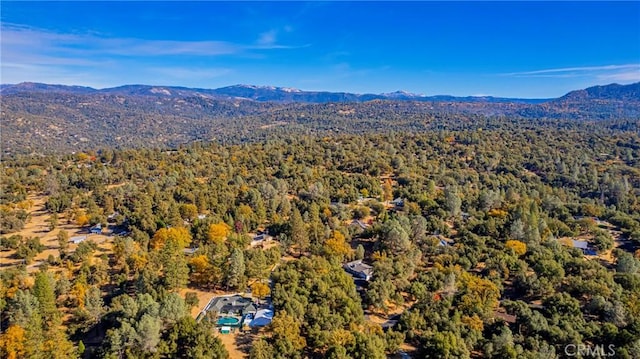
left=206, top=294, right=258, bottom=318
left=493, top=309, right=517, bottom=324
left=391, top=198, right=404, bottom=207
left=349, top=219, right=369, bottom=230
left=183, top=247, right=198, bottom=255
left=248, top=308, right=274, bottom=328
left=70, top=235, right=87, bottom=244
left=251, top=232, right=273, bottom=247
left=89, top=224, right=102, bottom=234
left=571, top=240, right=597, bottom=256
left=344, top=260, right=374, bottom=281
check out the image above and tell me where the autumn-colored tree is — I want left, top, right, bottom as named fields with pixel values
left=72, top=280, right=88, bottom=309
left=189, top=255, right=213, bottom=287
left=151, top=227, right=191, bottom=249
left=458, top=271, right=500, bottom=317
left=179, top=203, right=198, bottom=222
left=251, top=282, right=270, bottom=303
left=76, top=213, right=90, bottom=227
left=382, top=179, right=393, bottom=202
left=324, top=231, right=353, bottom=259
left=0, top=325, right=26, bottom=359
left=505, top=240, right=527, bottom=257
left=270, top=313, right=307, bottom=356
left=208, top=222, right=231, bottom=244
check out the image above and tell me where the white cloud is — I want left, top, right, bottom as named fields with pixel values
left=257, top=30, right=277, bottom=46
left=597, top=70, right=640, bottom=82
left=501, top=64, right=640, bottom=83
left=503, top=64, right=640, bottom=76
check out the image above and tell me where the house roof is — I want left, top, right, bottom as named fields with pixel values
left=183, top=247, right=198, bottom=255
left=70, top=235, right=87, bottom=243
left=571, top=240, right=590, bottom=250
left=350, top=219, right=369, bottom=229
left=207, top=295, right=257, bottom=315
left=249, top=308, right=274, bottom=327
left=344, top=260, right=374, bottom=277
left=493, top=310, right=517, bottom=324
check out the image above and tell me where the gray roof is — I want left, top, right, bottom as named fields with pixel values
left=572, top=240, right=590, bottom=250
left=344, top=260, right=374, bottom=278
left=207, top=295, right=257, bottom=315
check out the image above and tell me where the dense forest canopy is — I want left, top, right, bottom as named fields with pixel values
left=1, top=110, right=640, bottom=358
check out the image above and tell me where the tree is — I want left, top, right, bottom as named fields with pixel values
left=355, top=244, right=365, bottom=260
left=33, top=272, right=59, bottom=328
left=159, top=293, right=187, bottom=324
left=251, top=282, right=270, bottom=303
left=616, top=251, right=640, bottom=273
left=179, top=203, right=198, bottom=222
left=135, top=314, right=162, bottom=352
left=161, top=316, right=228, bottom=358
left=505, top=240, right=527, bottom=257
left=151, top=227, right=192, bottom=249
left=270, top=313, right=307, bottom=357
left=444, top=187, right=461, bottom=217
left=208, top=222, right=231, bottom=244
left=250, top=338, right=274, bottom=359
left=47, top=213, right=58, bottom=231
left=56, top=230, right=69, bottom=257
left=0, top=325, right=26, bottom=359
left=290, top=207, right=309, bottom=256
left=226, top=248, right=246, bottom=290
left=422, top=331, right=470, bottom=359
left=162, top=240, right=190, bottom=290
left=324, top=231, right=353, bottom=259
left=83, top=285, right=105, bottom=325
left=382, top=179, right=393, bottom=202
left=185, top=292, right=199, bottom=310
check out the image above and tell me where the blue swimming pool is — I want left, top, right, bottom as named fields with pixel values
left=217, top=317, right=241, bottom=326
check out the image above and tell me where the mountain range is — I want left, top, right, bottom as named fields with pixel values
left=1, top=82, right=554, bottom=104
left=1, top=82, right=638, bottom=154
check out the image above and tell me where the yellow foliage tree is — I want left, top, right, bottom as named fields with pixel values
left=72, top=281, right=87, bottom=309
left=324, top=231, right=353, bottom=258
left=208, top=222, right=231, bottom=244
left=488, top=209, right=508, bottom=218
left=151, top=227, right=192, bottom=249
left=251, top=282, right=270, bottom=302
left=462, top=315, right=484, bottom=332
left=382, top=178, right=393, bottom=202
left=328, top=328, right=355, bottom=347
left=505, top=240, right=527, bottom=256
left=458, top=271, right=500, bottom=317
left=179, top=204, right=198, bottom=222
left=76, top=213, right=90, bottom=227
left=0, top=325, right=26, bottom=359
left=189, top=255, right=211, bottom=286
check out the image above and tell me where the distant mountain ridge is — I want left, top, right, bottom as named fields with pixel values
left=1, top=81, right=638, bottom=154
left=1, top=82, right=556, bottom=104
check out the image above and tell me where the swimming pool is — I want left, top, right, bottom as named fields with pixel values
left=217, top=317, right=241, bottom=326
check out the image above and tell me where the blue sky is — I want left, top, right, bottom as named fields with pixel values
left=1, top=1, right=639, bottom=98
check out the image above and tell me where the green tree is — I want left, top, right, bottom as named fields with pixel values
left=290, top=207, right=309, bottom=256
left=226, top=248, right=246, bottom=290
left=161, top=316, right=228, bottom=359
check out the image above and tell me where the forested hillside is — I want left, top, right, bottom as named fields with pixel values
left=1, top=82, right=638, bottom=154
left=1, top=121, right=639, bottom=358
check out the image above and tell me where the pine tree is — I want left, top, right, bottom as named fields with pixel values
left=290, top=207, right=309, bottom=256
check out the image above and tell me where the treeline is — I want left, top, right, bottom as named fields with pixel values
left=1, top=124, right=639, bottom=358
